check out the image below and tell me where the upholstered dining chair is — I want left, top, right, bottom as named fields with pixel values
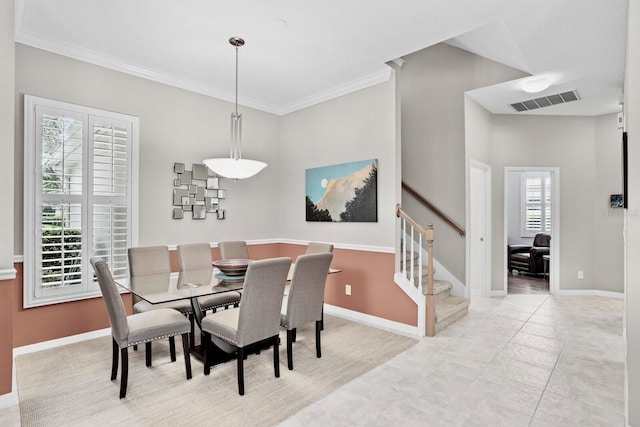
left=177, top=243, right=242, bottom=313
left=91, top=257, right=192, bottom=398
left=128, top=246, right=194, bottom=359
left=202, top=257, right=292, bottom=395
left=305, top=242, right=334, bottom=254
left=218, top=240, right=249, bottom=260
left=298, top=242, right=334, bottom=331
left=280, top=252, right=333, bottom=370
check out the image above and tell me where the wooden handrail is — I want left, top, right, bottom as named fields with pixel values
left=401, top=182, right=465, bottom=237
left=396, top=205, right=433, bottom=240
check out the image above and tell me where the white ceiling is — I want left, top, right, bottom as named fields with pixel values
left=15, top=0, right=628, bottom=116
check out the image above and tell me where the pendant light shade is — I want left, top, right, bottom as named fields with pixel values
left=202, top=158, right=267, bottom=180
left=203, top=37, right=267, bottom=179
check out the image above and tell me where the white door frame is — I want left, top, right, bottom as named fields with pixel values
left=466, top=159, right=491, bottom=299
left=503, top=167, right=560, bottom=295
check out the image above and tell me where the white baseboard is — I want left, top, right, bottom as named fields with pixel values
left=323, top=304, right=419, bottom=338
left=489, top=289, right=624, bottom=299
left=555, top=289, right=625, bottom=299
left=13, top=328, right=111, bottom=357
left=0, top=390, right=18, bottom=409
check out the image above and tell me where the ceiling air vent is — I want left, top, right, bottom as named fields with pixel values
left=510, top=90, right=580, bottom=112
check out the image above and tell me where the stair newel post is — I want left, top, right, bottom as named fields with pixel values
left=425, top=224, right=436, bottom=337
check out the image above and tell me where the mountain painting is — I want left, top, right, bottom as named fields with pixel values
left=305, top=159, right=378, bottom=222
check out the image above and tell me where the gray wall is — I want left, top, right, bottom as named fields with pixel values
left=486, top=114, right=623, bottom=293
left=14, top=44, right=397, bottom=253
left=279, top=79, right=396, bottom=248
left=0, top=2, right=14, bottom=269
left=14, top=44, right=282, bottom=251
left=400, top=43, right=526, bottom=282
left=624, top=1, right=640, bottom=424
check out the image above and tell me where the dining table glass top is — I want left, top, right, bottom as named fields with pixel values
left=116, top=264, right=341, bottom=305
left=117, top=268, right=243, bottom=304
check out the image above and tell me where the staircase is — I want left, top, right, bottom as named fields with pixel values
left=402, top=250, right=469, bottom=333
left=396, top=205, right=469, bottom=336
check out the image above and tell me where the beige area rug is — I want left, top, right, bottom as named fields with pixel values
left=16, top=315, right=417, bottom=426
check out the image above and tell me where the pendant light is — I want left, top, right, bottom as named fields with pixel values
left=203, top=37, right=267, bottom=179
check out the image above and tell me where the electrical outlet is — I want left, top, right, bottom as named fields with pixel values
left=345, top=284, right=352, bottom=295
left=578, top=270, right=584, bottom=279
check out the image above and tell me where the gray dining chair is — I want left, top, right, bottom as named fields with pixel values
left=280, top=252, right=333, bottom=370
left=218, top=240, right=249, bottom=260
left=305, top=242, right=334, bottom=254
left=177, top=243, right=242, bottom=313
left=128, top=245, right=193, bottom=359
left=202, top=257, right=292, bottom=395
left=291, top=242, right=333, bottom=331
left=91, top=257, right=192, bottom=398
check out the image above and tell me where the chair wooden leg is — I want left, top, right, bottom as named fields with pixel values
left=189, top=314, right=195, bottom=348
left=181, top=333, right=192, bottom=380
left=237, top=347, right=245, bottom=396
left=133, top=344, right=138, bottom=351
left=119, top=347, right=128, bottom=399
left=315, top=320, right=322, bottom=358
left=169, top=336, right=176, bottom=362
left=203, top=332, right=211, bottom=376
left=286, top=329, right=294, bottom=370
left=145, top=342, right=152, bottom=367
left=320, top=304, right=324, bottom=331
left=292, top=328, right=297, bottom=343
left=273, top=335, right=280, bottom=378
left=111, top=338, right=119, bottom=380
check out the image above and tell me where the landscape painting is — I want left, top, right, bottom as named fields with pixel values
left=305, top=159, right=378, bottom=222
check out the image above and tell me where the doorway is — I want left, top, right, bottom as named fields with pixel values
left=504, top=167, right=559, bottom=295
left=468, top=160, right=491, bottom=299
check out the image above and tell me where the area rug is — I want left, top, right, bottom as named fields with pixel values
left=16, top=315, right=417, bottom=426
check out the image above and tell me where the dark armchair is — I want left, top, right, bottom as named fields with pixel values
left=508, top=233, right=550, bottom=275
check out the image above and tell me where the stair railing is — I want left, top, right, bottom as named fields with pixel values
left=396, top=204, right=436, bottom=337
left=402, top=181, right=465, bottom=237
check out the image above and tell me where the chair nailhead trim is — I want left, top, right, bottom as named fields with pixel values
left=201, top=328, right=238, bottom=346
left=127, top=329, right=190, bottom=347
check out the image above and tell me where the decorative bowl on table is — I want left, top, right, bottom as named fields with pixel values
left=213, top=259, right=251, bottom=276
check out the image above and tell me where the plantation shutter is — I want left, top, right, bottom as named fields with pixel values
left=25, top=95, right=138, bottom=307
left=521, top=173, right=552, bottom=237
left=36, top=108, right=85, bottom=297
left=524, top=177, right=542, bottom=231
left=91, top=118, right=130, bottom=280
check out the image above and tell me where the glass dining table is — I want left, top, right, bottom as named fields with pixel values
left=116, top=264, right=340, bottom=364
left=118, top=268, right=242, bottom=328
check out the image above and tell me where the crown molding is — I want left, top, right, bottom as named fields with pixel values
left=15, top=27, right=391, bottom=117
left=275, top=68, right=392, bottom=115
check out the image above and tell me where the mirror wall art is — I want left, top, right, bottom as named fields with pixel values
left=172, top=162, right=226, bottom=220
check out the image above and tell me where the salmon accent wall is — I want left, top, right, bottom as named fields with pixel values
left=12, top=263, right=132, bottom=348
left=11, top=242, right=416, bottom=349
left=0, top=278, right=13, bottom=394
left=277, top=244, right=418, bottom=326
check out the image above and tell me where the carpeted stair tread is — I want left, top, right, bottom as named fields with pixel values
left=421, top=280, right=452, bottom=295
left=435, top=296, right=470, bottom=332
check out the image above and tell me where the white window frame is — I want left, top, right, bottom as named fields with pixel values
left=520, top=172, right=551, bottom=237
left=24, top=95, right=139, bottom=308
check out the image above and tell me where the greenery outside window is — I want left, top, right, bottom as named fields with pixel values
left=24, top=95, right=139, bottom=307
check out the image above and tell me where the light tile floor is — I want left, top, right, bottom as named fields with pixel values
left=279, top=294, right=625, bottom=427
left=0, top=294, right=625, bottom=426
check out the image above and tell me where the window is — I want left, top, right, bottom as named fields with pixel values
left=521, top=172, right=551, bottom=237
left=24, top=95, right=139, bottom=307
